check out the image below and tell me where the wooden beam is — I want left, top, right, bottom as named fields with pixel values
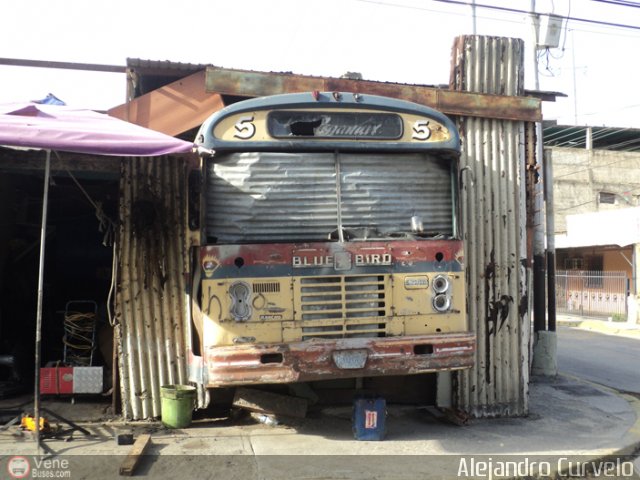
left=204, top=66, right=542, bottom=122
left=0, top=149, right=121, bottom=173
left=108, top=70, right=225, bottom=136
left=0, top=57, right=125, bottom=73
left=119, top=433, right=151, bottom=476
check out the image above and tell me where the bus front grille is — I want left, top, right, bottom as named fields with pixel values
left=296, top=275, right=388, bottom=339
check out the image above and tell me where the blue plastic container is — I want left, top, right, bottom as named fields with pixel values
left=353, top=396, right=387, bottom=441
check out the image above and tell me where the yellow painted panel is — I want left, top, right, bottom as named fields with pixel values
left=202, top=277, right=294, bottom=323
left=203, top=317, right=283, bottom=345
left=213, top=109, right=451, bottom=144
left=392, top=273, right=467, bottom=331
left=202, top=272, right=467, bottom=345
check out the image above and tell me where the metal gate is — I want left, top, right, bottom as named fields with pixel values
left=556, top=270, right=628, bottom=318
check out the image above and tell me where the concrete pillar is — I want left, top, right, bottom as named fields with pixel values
left=436, top=372, right=452, bottom=409
left=531, top=331, right=557, bottom=376
left=627, top=294, right=637, bottom=325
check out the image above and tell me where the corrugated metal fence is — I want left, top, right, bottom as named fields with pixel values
left=556, top=270, right=628, bottom=318
left=115, top=156, right=190, bottom=420
left=452, top=36, right=530, bottom=417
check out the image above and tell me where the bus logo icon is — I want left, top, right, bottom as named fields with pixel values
left=7, top=456, right=30, bottom=479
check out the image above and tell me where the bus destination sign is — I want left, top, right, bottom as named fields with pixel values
left=268, top=111, right=403, bottom=140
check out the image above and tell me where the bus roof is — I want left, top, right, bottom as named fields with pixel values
left=196, top=91, right=460, bottom=154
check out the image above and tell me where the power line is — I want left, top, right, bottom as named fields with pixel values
left=553, top=153, right=639, bottom=179
left=573, top=104, right=640, bottom=118
left=589, top=0, right=640, bottom=7
left=556, top=199, right=597, bottom=212
left=354, top=0, right=640, bottom=38
left=557, top=184, right=640, bottom=211
left=430, top=0, right=640, bottom=31
left=356, top=0, right=640, bottom=31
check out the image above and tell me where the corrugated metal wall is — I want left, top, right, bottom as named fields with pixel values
left=452, top=36, right=531, bottom=417
left=115, top=156, right=190, bottom=420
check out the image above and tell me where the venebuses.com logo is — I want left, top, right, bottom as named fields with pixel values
left=7, top=456, right=30, bottom=479
left=6, top=456, right=71, bottom=479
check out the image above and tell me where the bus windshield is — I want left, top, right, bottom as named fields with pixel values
left=205, top=151, right=457, bottom=244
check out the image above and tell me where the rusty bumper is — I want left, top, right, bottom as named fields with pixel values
left=204, top=333, right=475, bottom=387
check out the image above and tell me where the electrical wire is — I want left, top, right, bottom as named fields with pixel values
left=107, top=240, right=118, bottom=327
left=354, top=0, right=640, bottom=37
left=558, top=182, right=640, bottom=211
left=569, top=104, right=640, bottom=119
left=589, top=0, right=640, bottom=7
left=556, top=199, right=597, bottom=212
left=429, top=0, right=640, bottom=30
left=63, top=311, right=96, bottom=366
left=553, top=150, right=638, bottom=179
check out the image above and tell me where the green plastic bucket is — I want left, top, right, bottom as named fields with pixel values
left=160, top=384, right=196, bottom=428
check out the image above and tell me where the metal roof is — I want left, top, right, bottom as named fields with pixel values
left=543, top=121, right=640, bottom=152
left=125, top=57, right=559, bottom=105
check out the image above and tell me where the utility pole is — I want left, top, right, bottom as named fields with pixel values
left=530, top=0, right=558, bottom=376
left=530, top=0, right=546, bottom=335
left=571, top=30, right=578, bottom=125
left=470, top=0, right=477, bottom=34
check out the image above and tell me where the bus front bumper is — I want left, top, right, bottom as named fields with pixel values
left=204, top=333, right=475, bottom=387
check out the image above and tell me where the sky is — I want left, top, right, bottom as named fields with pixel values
left=1, top=0, right=639, bottom=128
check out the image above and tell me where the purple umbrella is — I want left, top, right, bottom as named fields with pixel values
left=0, top=102, right=194, bottom=156
left=0, top=101, right=195, bottom=451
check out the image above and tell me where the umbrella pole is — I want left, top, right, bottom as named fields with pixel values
left=33, top=149, right=51, bottom=452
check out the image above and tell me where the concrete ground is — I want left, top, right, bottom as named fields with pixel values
left=1, top=317, right=638, bottom=479
left=557, top=313, right=640, bottom=340
left=1, top=372, right=639, bottom=479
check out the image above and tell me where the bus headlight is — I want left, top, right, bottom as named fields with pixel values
left=433, top=294, right=451, bottom=312
left=432, top=274, right=450, bottom=294
left=229, top=281, right=252, bottom=321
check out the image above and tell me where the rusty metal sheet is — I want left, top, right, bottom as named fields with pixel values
left=200, top=239, right=463, bottom=269
left=204, top=333, right=475, bottom=387
left=452, top=35, right=530, bottom=418
left=205, top=66, right=541, bottom=123
left=115, top=156, right=190, bottom=420
left=206, top=151, right=454, bottom=243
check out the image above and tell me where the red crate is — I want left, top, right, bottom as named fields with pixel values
left=40, top=367, right=73, bottom=394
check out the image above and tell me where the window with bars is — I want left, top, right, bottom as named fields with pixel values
left=598, top=192, right=616, bottom=205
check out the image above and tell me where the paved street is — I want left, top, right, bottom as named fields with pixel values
left=557, top=325, right=640, bottom=393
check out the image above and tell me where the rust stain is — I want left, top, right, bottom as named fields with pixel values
left=204, top=333, right=475, bottom=387
left=204, top=67, right=541, bottom=123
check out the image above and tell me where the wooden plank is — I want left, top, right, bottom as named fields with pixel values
left=119, top=434, right=151, bottom=476
left=232, top=388, right=308, bottom=418
left=108, top=70, right=225, bottom=137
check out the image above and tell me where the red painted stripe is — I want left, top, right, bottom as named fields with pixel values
left=200, top=240, right=463, bottom=267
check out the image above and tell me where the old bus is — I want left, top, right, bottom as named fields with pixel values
left=190, top=91, right=475, bottom=393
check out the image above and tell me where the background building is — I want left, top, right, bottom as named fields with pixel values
left=545, top=123, right=640, bottom=320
